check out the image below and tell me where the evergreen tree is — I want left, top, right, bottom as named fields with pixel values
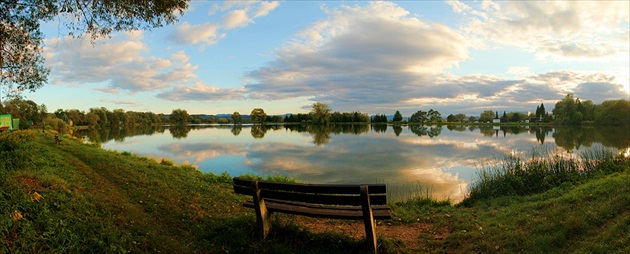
left=393, top=111, right=403, bottom=122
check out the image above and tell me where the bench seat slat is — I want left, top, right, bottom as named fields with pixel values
left=233, top=177, right=386, bottom=195
left=234, top=185, right=387, bottom=205
left=243, top=200, right=392, bottom=220
left=263, top=189, right=388, bottom=206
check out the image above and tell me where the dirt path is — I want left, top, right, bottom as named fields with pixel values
left=294, top=217, right=449, bottom=251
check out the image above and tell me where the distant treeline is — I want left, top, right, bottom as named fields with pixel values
left=0, top=94, right=628, bottom=134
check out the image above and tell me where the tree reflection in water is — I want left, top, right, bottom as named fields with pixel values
left=86, top=124, right=629, bottom=155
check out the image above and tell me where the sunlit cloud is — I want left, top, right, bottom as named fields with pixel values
left=222, top=9, right=252, bottom=29
left=44, top=34, right=197, bottom=93
left=167, top=22, right=222, bottom=45
left=167, top=1, right=280, bottom=46
left=246, top=1, right=469, bottom=112
left=453, top=0, right=630, bottom=60
left=254, top=1, right=280, bottom=18
left=156, top=81, right=246, bottom=101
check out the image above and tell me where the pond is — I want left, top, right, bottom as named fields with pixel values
left=80, top=124, right=630, bottom=203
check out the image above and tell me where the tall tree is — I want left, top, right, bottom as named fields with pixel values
left=231, top=111, right=242, bottom=125
left=479, top=110, right=495, bottom=123
left=446, top=114, right=456, bottom=122
left=455, top=113, right=466, bottom=122
left=553, top=94, right=583, bottom=125
left=410, top=110, right=428, bottom=123
left=311, top=102, right=331, bottom=125
left=393, top=111, right=403, bottom=122
left=1, top=0, right=188, bottom=100
left=428, top=109, right=442, bottom=122
left=169, top=108, right=189, bottom=125
left=250, top=108, right=267, bottom=124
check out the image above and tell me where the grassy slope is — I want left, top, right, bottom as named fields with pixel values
left=1, top=130, right=629, bottom=253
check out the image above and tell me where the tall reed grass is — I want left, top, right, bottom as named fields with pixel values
left=463, top=148, right=627, bottom=205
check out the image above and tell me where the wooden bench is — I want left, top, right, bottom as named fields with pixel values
left=233, top=177, right=391, bottom=253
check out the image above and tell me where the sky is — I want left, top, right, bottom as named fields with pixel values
left=19, top=0, right=630, bottom=116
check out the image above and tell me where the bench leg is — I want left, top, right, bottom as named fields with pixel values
left=360, top=185, right=378, bottom=253
left=253, top=181, right=272, bottom=239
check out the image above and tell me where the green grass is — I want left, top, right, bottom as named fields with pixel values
left=1, top=130, right=628, bottom=253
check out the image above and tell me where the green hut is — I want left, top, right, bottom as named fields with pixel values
left=0, top=114, right=18, bottom=131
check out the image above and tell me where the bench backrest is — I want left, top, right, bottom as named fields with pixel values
left=233, top=177, right=387, bottom=206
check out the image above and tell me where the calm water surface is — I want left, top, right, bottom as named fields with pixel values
left=88, top=124, right=629, bottom=203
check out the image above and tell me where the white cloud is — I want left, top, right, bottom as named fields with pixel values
left=167, top=22, right=222, bottom=45
left=222, top=9, right=252, bottom=29
left=156, top=81, right=246, bottom=101
left=455, top=0, right=630, bottom=60
left=254, top=1, right=280, bottom=18
left=246, top=2, right=469, bottom=111
left=45, top=34, right=197, bottom=93
left=446, top=0, right=472, bottom=13
left=169, top=1, right=280, bottom=46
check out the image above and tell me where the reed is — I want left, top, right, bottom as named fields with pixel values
left=463, top=147, right=626, bottom=205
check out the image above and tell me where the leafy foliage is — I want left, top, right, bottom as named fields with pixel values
left=250, top=108, right=267, bottom=124
left=169, top=108, right=190, bottom=125
left=0, top=0, right=188, bottom=99
left=595, top=99, right=630, bottom=126
left=310, top=102, right=331, bottom=125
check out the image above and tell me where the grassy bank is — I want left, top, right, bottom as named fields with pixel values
left=1, top=130, right=628, bottom=253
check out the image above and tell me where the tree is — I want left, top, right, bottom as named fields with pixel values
left=509, top=112, right=526, bottom=123
left=66, top=109, right=84, bottom=126
left=311, top=102, right=331, bottom=125
left=250, top=108, right=267, bottom=124
left=553, top=94, right=582, bottom=125
left=446, top=114, right=457, bottom=122
left=169, top=108, right=189, bottom=125
left=393, top=111, right=403, bottom=122
left=3, top=99, right=45, bottom=128
left=428, top=109, right=442, bottom=122
left=1, top=0, right=188, bottom=100
left=231, top=111, right=242, bottom=125
left=89, top=107, right=108, bottom=127
left=85, top=111, right=100, bottom=127
left=455, top=113, right=466, bottom=122
left=410, top=110, right=428, bottom=123
left=536, top=103, right=546, bottom=118
left=580, top=100, right=596, bottom=121
left=479, top=110, right=495, bottom=123
left=595, top=99, right=630, bottom=126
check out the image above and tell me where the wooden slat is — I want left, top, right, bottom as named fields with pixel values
left=243, top=201, right=392, bottom=220
left=259, top=189, right=387, bottom=206
left=233, top=177, right=388, bottom=205
left=233, top=177, right=255, bottom=188
left=233, top=177, right=387, bottom=194
left=258, top=181, right=387, bottom=195
left=265, top=199, right=390, bottom=212
left=233, top=185, right=253, bottom=195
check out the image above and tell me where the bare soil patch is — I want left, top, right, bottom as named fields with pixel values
left=293, top=217, right=449, bottom=251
